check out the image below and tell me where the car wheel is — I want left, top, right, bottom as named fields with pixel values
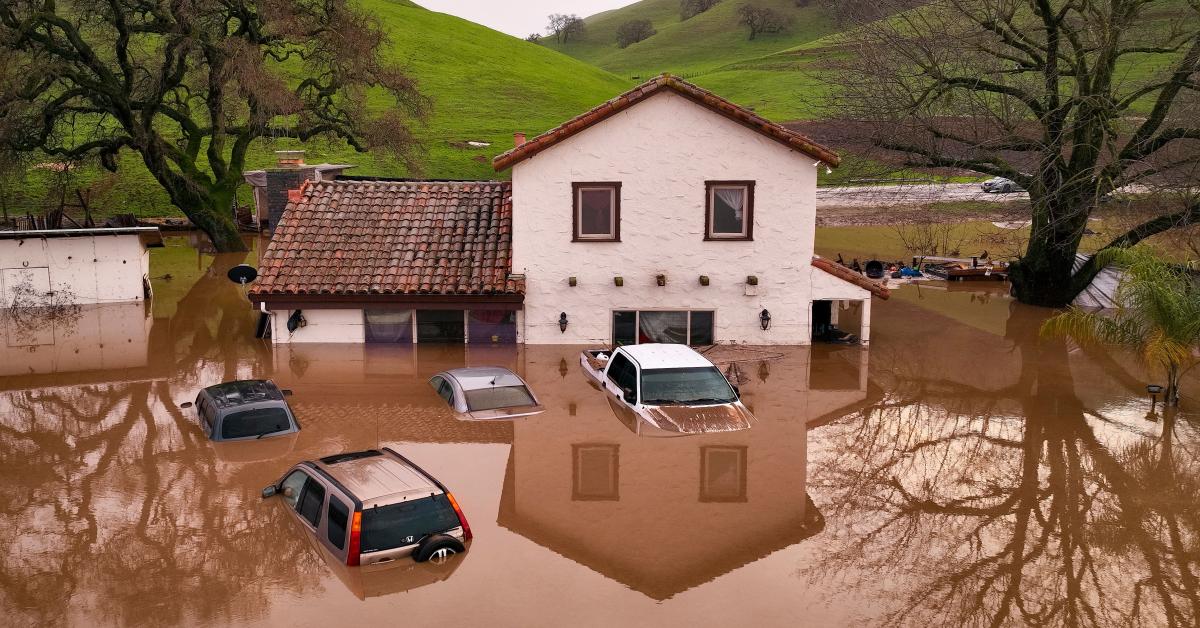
left=413, top=534, right=465, bottom=563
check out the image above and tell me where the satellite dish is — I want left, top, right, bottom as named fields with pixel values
left=227, top=264, right=258, bottom=285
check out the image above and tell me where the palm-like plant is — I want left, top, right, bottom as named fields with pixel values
left=1041, top=247, right=1200, bottom=406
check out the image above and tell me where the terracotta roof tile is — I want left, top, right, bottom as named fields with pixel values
left=250, top=180, right=522, bottom=298
left=493, top=73, right=840, bottom=171
left=812, top=256, right=891, bottom=300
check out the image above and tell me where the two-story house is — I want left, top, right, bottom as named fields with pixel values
left=249, top=75, right=887, bottom=345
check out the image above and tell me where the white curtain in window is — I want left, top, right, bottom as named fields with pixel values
left=639, top=311, right=689, bottom=344
left=715, top=187, right=745, bottom=220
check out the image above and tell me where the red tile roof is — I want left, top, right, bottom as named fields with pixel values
left=812, top=257, right=891, bottom=299
left=493, top=74, right=840, bottom=171
left=250, top=180, right=522, bottom=300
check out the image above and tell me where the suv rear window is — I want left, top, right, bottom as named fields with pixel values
left=221, top=407, right=292, bottom=439
left=464, top=385, right=535, bottom=411
left=359, top=494, right=460, bottom=553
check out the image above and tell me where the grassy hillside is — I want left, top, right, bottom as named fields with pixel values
left=7, top=0, right=630, bottom=219
left=539, top=0, right=842, bottom=123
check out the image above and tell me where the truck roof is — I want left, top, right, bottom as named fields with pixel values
left=620, top=344, right=716, bottom=369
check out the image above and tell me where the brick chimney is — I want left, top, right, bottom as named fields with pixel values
left=514, top=132, right=526, bottom=147
left=275, top=150, right=306, bottom=168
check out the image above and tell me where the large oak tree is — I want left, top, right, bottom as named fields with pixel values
left=831, top=0, right=1200, bottom=306
left=0, top=0, right=425, bottom=251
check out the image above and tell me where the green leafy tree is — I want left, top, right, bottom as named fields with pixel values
left=830, top=0, right=1200, bottom=306
left=1042, top=247, right=1200, bottom=405
left=0, top=0, right=426, bottom=252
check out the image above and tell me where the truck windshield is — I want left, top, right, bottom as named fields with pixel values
left=640, top=367, right=736, bottom=405
left=463, top=385, right=535, bottom=411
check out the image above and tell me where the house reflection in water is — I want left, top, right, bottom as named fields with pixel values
left=496, top=345, right=871, bottom=601
left=0, top=301, right=152, bottom=378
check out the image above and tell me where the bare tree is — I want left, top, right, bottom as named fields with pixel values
left=526, top=33, right=543, bottom=43
left=828, top=0, right=1200, bottom=306
left=0, top=1, right=427, bottom=252
left=617, top=20, right=658, bottom=48
left=736, top=4, right=790, bottom=40
left=681, top=0, right=723, bottom=20
left=547, top=13, right=586, bottom=43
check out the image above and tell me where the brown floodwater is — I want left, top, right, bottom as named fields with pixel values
left=1, top=237, right=1197, bottom=627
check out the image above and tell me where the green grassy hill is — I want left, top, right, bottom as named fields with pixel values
left=541, top=0, right=842, bottom=121
left=9, top=0, right=631, bottom=219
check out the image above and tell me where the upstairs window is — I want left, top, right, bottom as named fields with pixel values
left=705, top=181, right=754, bottom=240
left=573, top=182, right=621, bottom=241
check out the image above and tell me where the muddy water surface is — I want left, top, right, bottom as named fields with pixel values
left=1, top=237, right=1197, bottom=627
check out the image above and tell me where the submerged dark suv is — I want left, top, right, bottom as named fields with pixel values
left=194, top=380, right=300, bottom=441
left=263, top=448, right=472, bottom=565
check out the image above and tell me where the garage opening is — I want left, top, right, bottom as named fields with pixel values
left=812, top=300, right=863, bottom=344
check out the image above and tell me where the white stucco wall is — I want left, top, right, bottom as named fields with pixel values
left=0, top=235, right=150, bottom=305
left=270, top=308, right=366, bottom=343
left=511, top=90, right=823, bottom=345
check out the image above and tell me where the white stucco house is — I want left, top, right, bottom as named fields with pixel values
left=250, top=75, right=887, bottom=345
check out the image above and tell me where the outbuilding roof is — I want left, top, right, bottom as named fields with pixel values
left=250, top=180, right=522, bottom=302
left=812, top=256, right=891, bottom=299
left=493, top=74, right=840, bottom=171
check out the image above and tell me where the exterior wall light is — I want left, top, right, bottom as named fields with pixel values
left=559, top=358, right=569, bottom=378
left=656, top=274, right=667, bottom=286
left=746, top=275, right=759, bottom=286
left=699, top=275, right=710, bottom=286
left=568, top=276, right=578, bottom=287
left=614, top=276, right=624, bottom=287
left=759, top=309, right=772, bottom=330
left=559, top=312, right=569, bottom=333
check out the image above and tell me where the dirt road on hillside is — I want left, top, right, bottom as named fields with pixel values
left=817, top=183, right=1025, bottom=208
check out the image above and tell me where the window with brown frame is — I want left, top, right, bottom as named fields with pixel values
left=572, top=444, right=620, bottom=501
left=700, top=445, right=748, bottom=502
left=705, top=181, right=754, bottom=240
left=573, top=182, right=621, bottom=241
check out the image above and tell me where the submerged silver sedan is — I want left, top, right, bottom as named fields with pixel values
left=429, top=367, right=545, bottom=420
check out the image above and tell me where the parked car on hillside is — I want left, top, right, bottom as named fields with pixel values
left=580, top=344, right=755, bottom=436
left=262, top=448, right=471, bottom=565
left=429, top=367, right=544, bottom=420
left=981, top=177, right=1024, bottom=193
left=193, top=379, right=299, bottom=441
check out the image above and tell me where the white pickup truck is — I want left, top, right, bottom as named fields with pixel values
left=579, top=344, right=755, bottom=436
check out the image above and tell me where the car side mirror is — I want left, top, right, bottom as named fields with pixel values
left=281, top=389, right=294, bottom=396
left=261, top=485, right=277, bottom=499
left=622, top=387, right=637, bottom=405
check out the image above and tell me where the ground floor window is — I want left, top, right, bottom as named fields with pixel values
left=365, top=309, right=413, bottom=343
left=612, top=310, right=715, bottom=346
left=416, top=309, right=466, bottom=343
left=468, top=310, right=517, bottom=344
left=364, top=308, right=517, bottom=344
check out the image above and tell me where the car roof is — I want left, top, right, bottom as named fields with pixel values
left=202, top=379, right=283, bottom=409
left=313, top=450, right=440, bottom=503
left=621, top=344, right=715, bottom=369
left=440, top=367, right=526, bottom=391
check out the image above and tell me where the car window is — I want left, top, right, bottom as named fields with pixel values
left=280, top=470, right=309, bottom=509
left=220, top=407, right=292, bottom=440
left=298, top=478, right=326, bottom=528
left=431, top=377, right=455, bottom=405
left=327, top=496, right=349, bottom=550
left=359, top=494, right=460, bottom=553
left=607, top=354, right=637, bottom=392
left=464, top=385, right=535, bottom=411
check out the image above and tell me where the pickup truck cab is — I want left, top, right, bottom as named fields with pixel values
left=580, top=344, right=754, bottom=436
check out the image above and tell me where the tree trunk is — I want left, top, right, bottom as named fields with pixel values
left=189, top=194, right=246, bottom=253
left=1009, top=196, right=1091, bottom=307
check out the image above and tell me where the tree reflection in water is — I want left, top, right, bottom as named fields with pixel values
left=807, top=303, right=1200, bottom=627
left=0, top=250, right=322, bottom=627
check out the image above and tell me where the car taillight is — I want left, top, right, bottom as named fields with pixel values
left=446, top=492, right=472, bottom=541
left=346, top=510, right=362, bottom=566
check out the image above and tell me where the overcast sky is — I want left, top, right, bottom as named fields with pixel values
left=417, top=1, right=632, bottom=37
